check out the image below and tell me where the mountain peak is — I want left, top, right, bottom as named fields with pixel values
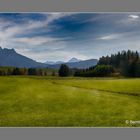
left=0, top=47, right=48, bottom=68
left=4, top=48, right=16, bottom=52
left=68, top=57, right=80, bottom=63
left=0, top=47, right=16, bottom=53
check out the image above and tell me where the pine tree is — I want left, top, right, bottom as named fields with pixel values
left=59, top=64, right=70, bottom=77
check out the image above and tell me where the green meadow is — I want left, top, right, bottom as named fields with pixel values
left=0, top=76, right=140, bottom=127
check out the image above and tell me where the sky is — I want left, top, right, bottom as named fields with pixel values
left=0, top=13, right=140, bottom=62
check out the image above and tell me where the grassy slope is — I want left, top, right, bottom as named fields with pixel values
left=0, top=76, right=140, bottom=127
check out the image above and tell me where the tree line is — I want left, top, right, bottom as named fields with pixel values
left=98, top=50, right=140, bottom=77
left=74, top=65, right=115, bottom=77
left=0, top=67, right=56, bottom=76
left=58, top=63, right=115, bottom=77
left=74, top=50, right=140, bottom=77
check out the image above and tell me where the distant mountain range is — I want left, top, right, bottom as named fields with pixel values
left=0, top=47, right=98, bottom=69
left=48, top=59, right=98, bottom=69
left=45, top=60, right=64, bottom=65
left=45, top=57, right=81, bottom=65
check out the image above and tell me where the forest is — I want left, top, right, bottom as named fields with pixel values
left=74, top=50, right=140, bottom=77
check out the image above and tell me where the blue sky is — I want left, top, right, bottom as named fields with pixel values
left=0, top=13, right=140, bottom=62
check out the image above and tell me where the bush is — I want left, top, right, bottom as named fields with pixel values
left=93, top=65, right=115, bottom=77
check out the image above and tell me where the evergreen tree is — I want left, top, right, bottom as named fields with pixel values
left=28, top=68, right=37, bottom=75
left=59, top=64, right=70, bottom=77
left=12, top=68, right=20, bottom=75
left=98, top=50, right=140, bottom=77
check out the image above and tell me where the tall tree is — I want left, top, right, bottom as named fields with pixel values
left=59, top=64, right=70, bottom=77
left=12, top=68, right=20, bottom=75
left=28, top=68, right=37, bottom=75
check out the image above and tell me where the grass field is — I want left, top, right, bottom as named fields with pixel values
left=0, top=76, right=140, bottom=127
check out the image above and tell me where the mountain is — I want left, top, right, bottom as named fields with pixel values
left=45, top=60, right=64, bottom=65
left=45, top=58, right=80, bottom=65
left=68, top=57, right=80, bottom=63
left=0, top=47, right=48, bottom=68
left=48, top=59, right=98, bottom=69
left=0, top=47, right=98, bottom=69
left=66, top=59, right=98, bottom=69
left=45, top=61, right=55, bottom=65
left=55, top=61, right=65, bottom=64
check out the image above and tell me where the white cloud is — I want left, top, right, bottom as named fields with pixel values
left=24, top=13, right=75, bottom=31
left=0, top=13, right=74, bottom=36
left=0, top=13, right=75, bottom=47
left=15, top=37, right=59, bottom=46
left=117, top=14, right=140, bottom=26
left=98, top=34, right=123, bottom=40
left=129, top=15, right=139, bottom=19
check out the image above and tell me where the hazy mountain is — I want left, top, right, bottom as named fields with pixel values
left=48, top=59, right=98, bottom=69
left=55, top=61, right=65, bottom=64
left=68, top=57, right=81, bottom=63
left=45, top=58, right=80, bottom=65
left=45, top=61, right=55, bottom=65
left=0, top=47, right=48, bottom=68
left=45, top=60, right=64, bottom=65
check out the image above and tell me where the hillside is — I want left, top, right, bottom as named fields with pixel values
left=0, top=47, right=48, bottom=68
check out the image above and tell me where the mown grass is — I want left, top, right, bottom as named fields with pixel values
left=0, top=76, right=140, bottom=127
